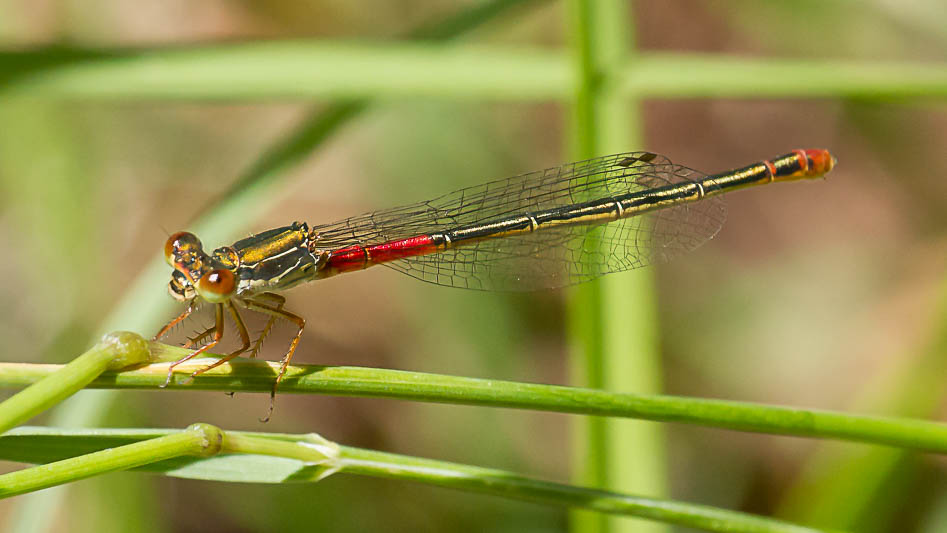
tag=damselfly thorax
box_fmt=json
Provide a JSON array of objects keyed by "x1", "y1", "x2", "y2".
[{"x1": 157, "y1": 149, "x2": 836, "y2": 420}]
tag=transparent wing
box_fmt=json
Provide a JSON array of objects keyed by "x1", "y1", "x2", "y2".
[{"x1": 309, "y1": 152, "x2": 727, "y2": 291}]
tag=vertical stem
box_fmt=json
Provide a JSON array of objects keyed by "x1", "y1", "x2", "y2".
[{"x1": 566, "y1": 2, "x2": 667, "y2": 533}]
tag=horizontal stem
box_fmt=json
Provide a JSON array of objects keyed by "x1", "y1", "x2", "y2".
[
  {"x1": 3, "y1": 42, "x2": 568, "y2": 100},
  {"x1": 3, "y1": 350, "x2": 947, "y2": 454},
  {"x1": 4, "y1": 44, "x2": 945, "y2": 100},
  {"x1": 629, "y1": 52, "x2": 947, "y2": 98},
  {"x1": 0, "y1": 426, "x2": 836, "y2": 533},
  {"x1": 338, "y1": 446, "x2": 831, "y2": 533},
  {"x1": 0, "y1": 424, "x2": 222, "y2": 498}
]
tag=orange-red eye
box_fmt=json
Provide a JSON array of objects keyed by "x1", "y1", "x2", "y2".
[
  {"x1": 164, "y1": 232, "x2": 202, "y2": 266},
  {"x1": 196, "y1": 269, "x2": 236, "y2": 302}
]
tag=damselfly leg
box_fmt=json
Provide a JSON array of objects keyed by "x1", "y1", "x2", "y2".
[
  {"x1": 155, "y1": 291, "x2": 300, "y2": 411},
  {"x1": 247, "y1": 293, "x2": 287, "y2": 359},
  {"x1": 241, "y1": 297, "x2": 306, "y2": 422},
  {"x1": 180, "y1": 300, "x2": 252, "y2": 381},
  {"x1": 160, "y1": 303, "x2": 225, "y2": 387},
  {"x1": 184, "y1": 324, "x2": 216, "y2": 349},
  {"x1": 153, "y1": 300, "x2": 197, "y2": 342},
  {"x1": 157, "y1": 301, "x2": 252, "y2": 387}
]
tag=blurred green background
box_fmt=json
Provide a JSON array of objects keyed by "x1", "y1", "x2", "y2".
[{"x1": 0, "y1": 1, "x2": 945, "y2": 532}]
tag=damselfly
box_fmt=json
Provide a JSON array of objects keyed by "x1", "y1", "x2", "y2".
[{"x1": 157, "y1": 149, "x2": 835, "y2": 419}]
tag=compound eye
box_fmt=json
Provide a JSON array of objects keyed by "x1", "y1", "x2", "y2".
[
  {"x1": 196, "y1": 269, "x2": 236, "y2": 302},
  {"x1": 164, "y1": 232, "x2": 203, "y2": 266}
]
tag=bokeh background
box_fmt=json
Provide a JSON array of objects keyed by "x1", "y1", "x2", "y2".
[{"x1": 1, "y1": 1, "x2": 946, "y2": 532}]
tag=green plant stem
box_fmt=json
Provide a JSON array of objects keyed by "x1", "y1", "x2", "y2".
[
  {"x1": 627, "y1": 53, "x2": 947, "y2": 98},
  {"x1": 4, "y1": 341, "x2": 947, "y2": 454},
  {"x1": 5, "y1": 43, "x2": 947, "y2": 100},
  {"x1": 0, "y1": 424, "x2": 222, "y2": 498},
  {"x1": 566, "y1": 1, "x2": 664, "y2": 532},
  {"x1": 567, "y1": 1, "x2": 612, "y2": 528},
  {"x1": 0, "y1": 426, "x2": 839, "y2": 533},
  {"x1": 0, "y1": 332, "x2": 150, "y2": 434},
  {"x1": 338, "y1": 446, "x2": 831, "y2": 533}
]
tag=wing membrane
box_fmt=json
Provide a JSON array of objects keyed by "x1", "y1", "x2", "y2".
[{"x1": 309, "y1": 152, "x2": 726, "y2": 291}]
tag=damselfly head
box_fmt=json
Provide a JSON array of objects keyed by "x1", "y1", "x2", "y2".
[
  {"x1": 164, "y1": 231, "x2": 239, "y2": 303},
  {"x1": 168, "y1": 270, "x2": 195, "y2": 302}
]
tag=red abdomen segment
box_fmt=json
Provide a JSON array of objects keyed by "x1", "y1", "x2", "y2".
[{"x1": 324, "y1": 235, "x2": 439, "y2": 274}]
